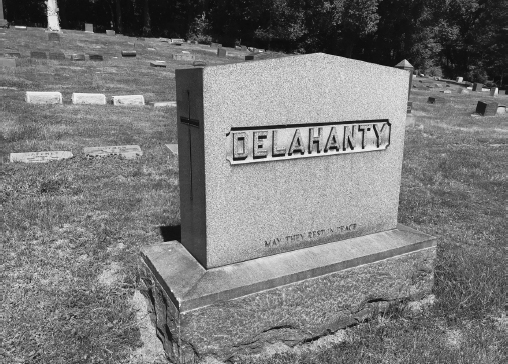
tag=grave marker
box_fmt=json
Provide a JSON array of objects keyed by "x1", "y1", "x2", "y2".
[
  {"x1": 121, "y1": 50, "x2": 136, "y2": 57},
  {"x1": 48, "y1": 32, "x2": 60, "y2": 42},
  {"x1": 497, "y1": 105, "x2": 506, "y2": 114},
  {"x1": 490, "y1": 87, "x2": 498, "y2": 96},
  {"x1": 85, "y1": 23, "x2": 94, "y2": 33},
  {"x1": 173, "y1": 53, "x2": 195, "y2": 61},
  {"x1": 150, "y1": 60, "x2": 167, "y2": 67},
  {"x1": 106, "y1": 30, "x2": 116, "y2": 36},
  {"x1": 456, "y1": 77, "x2": 463, "y2": 82},
  {"x1": 49, "y1": 51, "x2": 65, "y2": 60},
  {"x1": 26, "y1": 91, "x2": 62, "y2": 104},
  {"x1": 10, "y1": 151, "x2": 73, "y2": 163},
  {"x1": 241, "y1": 45, "x2": 247, "y2": 51},
  {"x1": 440, "y1": 90, "x2": 451, "y2": 94},
  {"x1": 89, "y1": 54, "x2": 104, "y2": 61},
  {"x1": 112, "y1": 95, "x2": 145, "y2": 106},
  {"x1": 15, "y1": 26, "x2": 27, "y2": 30},
  {"x1": 83, "y1": 145, "x2": 142, "y2": 159},
  {"x1": 458, "y1": 88, "x2": 469, "y2": 94},
  {"x1": 472, "y1": 82, "x2": 483, "y2": 91},
  {"x1": 245, "y1": 55, "x2": 254, "y2": 61},
  {"x1": 165, "y1": 144, "x2": 178, "y2": 155},
  {"x1": 475, "y1": 101, "x2": 498, "y2": 116},
  {"x1": 71, "y1": 93, "x2": 106, "y2": 105},
  {"x1": 210, "y1": 42, "x2": 222, "y2": 48},
  {"x1": 139, "y1": 53, "x2": 436, "y2": 362},
  {"x1": 30, "y1": 51, "x2": 47, "y2": 59},
  {"x1": 71, "y1": 54, "x2": 85, "y2": 61},
  {"x1": 149, "y1": 101, "x2": 176, "y2": 107},
  {"x1": 428, "y1": 96, "x2": 446, "y2": 104},
  {"x1": 0, "y1": 57, "x2": 16, "y2": 68},
  {"x1": 4, "y1": 52, "x2": 21, "y2": 58},
  {"x1": 193, "y1": 60, "x2": 206, "y2": 67},
  {"x1": 217, "y1": 48, "x2": 226, "y2": 58}
]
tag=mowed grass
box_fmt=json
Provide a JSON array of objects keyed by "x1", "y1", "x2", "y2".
[{"x1": 2, "y1": 28, "x2": 507, "y2": 364}]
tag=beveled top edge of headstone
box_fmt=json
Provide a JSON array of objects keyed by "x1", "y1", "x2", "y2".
[{"x1": 141, "y1": 224, "x2": 436, "y2": 313}]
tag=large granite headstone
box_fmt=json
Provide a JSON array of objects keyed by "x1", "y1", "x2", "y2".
[
  {"x1": 139, "y1": 53, "x2": 437, "y2": 362},
  {"x1": 475, "y1": 101, "x2": 498, "y2": 116}
]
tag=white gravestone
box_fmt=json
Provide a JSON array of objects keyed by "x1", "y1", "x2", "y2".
[
  {"x1": 112, "y1": 95, "x2": 145, "y2": 106},
  {"x1": 26, "y1": 91, "x2": 63, "y2": 104},
  {"x1": 71, "y1": 93, "x2": 106, "y2": 105},
  {"x1": 46, "y1": 0, "x2": 61, "y2": 32},
  {"x1": 83, "y1": 145, "x2": 143, "y2": 159},
  {"x1": 10, "y1": 151, "x2": 72, "y2": 163},
  {"x1": 490, "y1": 88, "x2": 498, "y2": 96}
]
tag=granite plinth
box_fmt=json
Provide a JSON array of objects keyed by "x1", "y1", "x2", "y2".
[
  {"x1": 175, "y1": 53, "x2": 409, "y2": 268},
  {"x1": 15, "y1": 26, "x2": 27, "y2": 30},
  {"x1": 193, "y1": 60, "x2": 206, "y2": 67},
  {"x1": 475, "y1": 101, "x2": 498, "y2": 116},
  {"x1": 139, "y1": 224, "x2": 436, "y2": 362},
  {"x1": 458, "y1": 88, "x2": 469, "y2": 94}
]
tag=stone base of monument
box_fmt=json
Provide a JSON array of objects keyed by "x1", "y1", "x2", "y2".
[{"x1": 139, "y1": 224, "x2": 436, "y2": 363}]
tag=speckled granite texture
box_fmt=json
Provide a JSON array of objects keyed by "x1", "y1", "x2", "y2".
[
  {"x1": 139, "y1": 225, "x2": 436, "y2": 363},
  {"x1": 175, "y1": 53, "x2": 409, "y2": 268}
]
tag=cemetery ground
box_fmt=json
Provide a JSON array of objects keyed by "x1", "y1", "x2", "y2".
[{"x1": 1, "y1": 28, "x2": 506, "y2": 364}]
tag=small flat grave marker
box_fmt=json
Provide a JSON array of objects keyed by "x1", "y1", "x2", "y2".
[
  {"x1": 172, "y1": 38, "x2": 185, "y2": 43},
  {"x1": 26, "y1": 91, "x2": 63, "y2": 104},
  {"x1": 84, "y1": 145, "x2": 142, "y2": 159},
  {"x1": 147, "y1": 47, "x2": 156, "y2": 51},
  {"x1": 149, "y1": 101, "x2": 176, "y2": 108},
  {"x1": 30, "y1": 51, "x2": 47, "y2": 59},
  {"x1": 427, "y1": 96, "x2": 446, "y2": 104},
  {"x1": 150, "y1": 60, "x2": 167, "y2": 68},
  {"x1": 165, "y1": 144, "x2": 178, "y2": 155},
  {"x1": 458, "y1": 88, "x2": 469, "y2": 94},
  {"x1": 217, "y1": 48, "x2": 227, "y2": 58},
  {"x1": 10, "y1": 151, "x2": 73, "y2": 163},
  {"x1": 440, "y1": 90, "x2": 452, "y2": 94},
  {"x1": 121, "y1": 50, "x2": 136, "y2": 57},
  {"x1": 72, "y1": 93, "x2": 106, "y2": 105},
  {"x1": 193, "y1": 60, "x2": 206, "y2": 67},
  {"x1": 112, "y1": 95, "x2": 145, "y2": 106},
  {"x1": 4, "y1": 52, "x2": 21, "y2": 58},
  {"x1": 106, "y1": 30, "x2": 116, "y2": 36},
  {"x1": 89, "y1": 54, "x2": 104, "y2": 61},
  {"x1": 49, "y1": 52, "x2": 65, "y2": 60},
  {"x1": 0, "y1": 57, "x2": 16, "y2": 68},
  {"x1": 497, "y1": 105, "x2": 506, "y2": 114},
  {"x1": 173, "y1": 53, "x2": 195, "y2": 61},
  {"x1": 475, "y1": 101, "x2": 498, "y2": 116},
  {"x1": 48, "y1": 32, "x2": 60, "y2": 42},
  {"x1": 71, "y1": 54, "x2": 85, "y2": 61},
  {"x1": 15, "y1": 26, "x2": 27, "y2": 30}
]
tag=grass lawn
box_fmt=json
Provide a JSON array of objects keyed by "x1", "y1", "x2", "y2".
[{"x1": 1, "y1": 28, "x2": 507, "y2": 364}]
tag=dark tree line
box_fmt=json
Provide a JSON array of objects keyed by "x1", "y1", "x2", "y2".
[{"x1": 3, "y1": 0, "x2": 507, "y2": 85}]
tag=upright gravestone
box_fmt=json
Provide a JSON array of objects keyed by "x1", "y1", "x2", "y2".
[
  {"x1": 217, "y1": 48, "x2": 227, "y2": 58},
  {"x1": 106, "y1": 30, "x2": 116, "y2": 36},
  {"x1": 85, "y1": 23, "x2": 94, "y2": 33},
  {"x1": 472, "y1": 82, "x2": 483, "y2": 92},
  {"x1": 475, "y1": 101, "x2": 498, "y2": 116},
  {"x1": 46, "y1": 0, "x2": 61, "y2": 32},
  {"x1": 490, "y1": 87, "x2": 498, "y2": 96},
  {"x1": 139, "y1": 53, "x2": 437, "y2": 362},
  {"x1": 456, "y1": 77, "x2": 463, "y2": 83}
]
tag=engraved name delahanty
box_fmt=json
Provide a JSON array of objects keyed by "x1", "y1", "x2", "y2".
[
  {"x1": 264, "y1": 224, "x2": 358, "y2": 247},
  {"x1": 227, "y1": 120, "x2": 390, "y2": 165}
]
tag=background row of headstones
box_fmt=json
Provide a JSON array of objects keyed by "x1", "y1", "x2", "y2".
[{"x1": 24, "y1": 92, "x2": 176, "y2": 107}]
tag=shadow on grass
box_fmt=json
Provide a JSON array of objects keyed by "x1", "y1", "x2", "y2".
[{"x1": 160, "y1": 225, "x2": 181, "y2": 242}]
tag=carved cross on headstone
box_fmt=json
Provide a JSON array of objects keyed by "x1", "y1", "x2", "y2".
[{"x1": 180, "y1": 90, "x2": 199, "y2": 200}]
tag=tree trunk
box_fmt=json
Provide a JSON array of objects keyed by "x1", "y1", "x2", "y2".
[
  {"x1": 116, "y1": 0, "x2": 122, "y2": 33},
  {"x1": 143, "y1": 0, "x2": 150, "y2": 35}
]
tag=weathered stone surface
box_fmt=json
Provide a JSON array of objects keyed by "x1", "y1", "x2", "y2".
[
  {"x1": 106, "y1": 30, "x2": 116, "y2": 36},
  {"x1": 83, "y1": 145, "x2": 143, "y2": 159},
  {"x1": 475, "y1": 101, "x2": 498, "y2": 116},
  {"x1": 71, "y1": 93, "x2": 106, "y2": 105},
  {"x1": 26, "y1": 91, "x2": 62, "y2": 104},
  {"x1": 121, "y1": 50, "x2": 136, "y2": 57},
  {"x1": 173, "y1": 54, "x2": 195, "y2": 61},
  {"x1": 30, "y1": 51, "x2": 47, "y2": 59},
  {"x1": 150, "y1": 61, "x2": 167, "y2": 67},
  {"x1": 10, "y1": 151, "x2": 73, "y2": 163},
  {"x1": 175, "y1": 53, "x2": 410, "y2": 268},
  {"x1": 428, "y1": 96, "x2": 446, "y2": 104},
  {"x1": 0, "y1": 57, "x2": 16, "y2": 68},
  {"x1": 85, "y1": 23, "x2": 94, "y2": 33},
  {"x1": 165, "y1": 144, "x2": 178, "y2": 155},
  {"x1": 71, "y1": 53, "x2": 85, "y2": 61},
  {"x1": 139, "y1": 225, "x2": 436, "y2": 362},
  {"x1": 112, "y1": 95, "x2": 145, "y2": 106},
  {"x1": 149, "y1": 101, "x2": 176, "y2": 107}
]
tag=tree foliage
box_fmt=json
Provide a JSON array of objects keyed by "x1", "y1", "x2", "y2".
[{"x1": 3, "y1": 0, "x2": 507, "y2": 85}]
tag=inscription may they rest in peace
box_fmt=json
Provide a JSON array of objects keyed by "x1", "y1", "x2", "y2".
[
  {"x1": 264, "y1": 223, "x2": 358, "y2": 248},
  {"x1": 226, "y1": 120, "x2": 391, "y2": 165}
]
